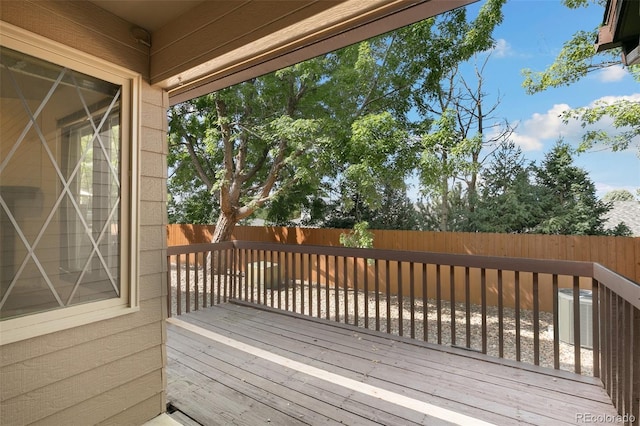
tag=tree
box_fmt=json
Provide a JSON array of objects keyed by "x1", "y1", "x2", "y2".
[
  {"x1": 469, "y1": 142, "x2": 544, "y2": 233},
  {"x1": 417, "y1": 59, "x2": 512, "y2": 231},
  {"x1": 416, "y1": 182, "x2": 470, "y2": 231},
  {"x1": 169, "y1": 62, "x2": 330, "y2": 241},
  {"x1": 602, "y1": 189, "x2": 637, "y2": 202},
  {"x1": 533, "y1": 140, "x2": 610, "y2": 235},
  {"x1": 168, "y1": 0, "x2": 507, "y2": 241},
  {"x1": 323, "y1": 182, "x2": 420, "y2": 230},
  {"x1": 522, "y1": 0, "x2": 640, "y2": 154}
]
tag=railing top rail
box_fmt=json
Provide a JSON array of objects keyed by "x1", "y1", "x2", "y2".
[
  {"x1": 593, "y1": 263, "x2": 640, "y2": 310},
  {"x1": 167, "y1": 241, "x2": 234, "y2": 256},
  {"x1": 231, "y1": 240, "x2": 594, "y2": 277},
  {"x1": 166, "y1": 240, "x2": 640, "y2": 309}
]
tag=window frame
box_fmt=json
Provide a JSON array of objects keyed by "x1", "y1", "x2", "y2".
[{"x1": 0, "y1": 22, "x2": 140, "y2": 345}]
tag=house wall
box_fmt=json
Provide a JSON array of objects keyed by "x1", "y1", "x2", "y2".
[{"x1": 1, "y1": 1, "x2": 167, "y2": 425}]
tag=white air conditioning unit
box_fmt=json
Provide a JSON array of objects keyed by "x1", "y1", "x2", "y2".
[{"x1": 558, "y1": 289, "x2": 593, "y2": 349}]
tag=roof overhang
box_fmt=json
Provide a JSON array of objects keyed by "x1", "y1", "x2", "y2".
[
  {"x1": 92, "y1": 0, "x2": 476, "y2": 105},
  {"x1": 596, "y1": 0, "x2": 640, "y2": 66}
]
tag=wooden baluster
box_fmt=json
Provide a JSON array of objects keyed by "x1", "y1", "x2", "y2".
[
  {"x1": 327, "y1": 254, "x2": 332, "y2": 321},
  {"x1": 343, "y1": 256, "x2": 349, "y2": 324},
  {"x1": 375, "y1": 259, "x2": 380, "y2": 332},
  {"x1": 481, "y1": 268, "x2": 487, "y2": 354},
  {"x1": 497, "y1": 269, "x2": 503, "y2": 358},
  {"x1": 409, "y1": 262, "x2": 415, "y2": 340},
  {"x1": 572, "y1": 275, "x2": 581, "y2": 374},
  {"x1": 316, "y1": 254, "x2": 321, "y2": 318},
  {"x1": 176, "y1": 255, "x2": 182, "y2": 315},
  {"x1": 451, "y1": 265, "x2": 456, "y2": 347},
  {"x1": 194, "y1": 251, "x2": 199, "y2": 311},
  {"x1": 333, "y1": 256, "x2": 340, "y2": 322},
  {"x1": 167, "y1": 254, "x2": 172, "y2": 317},
  {"x1": 552, "y1": 274, "x2": 559, "y2": 369},
  {"x1": 398, "y1": 261, "x2": 403, "y2": 337},
  {"x1": 353, "y1": 256, "x2": 359, "y2": 327},
  {"x1": 465, "y1": 267, "x2": 470, "y2": 349},
  {"x1": 515, "y1": 271, "x2": 520, "y2": 361},
  {"x1": 592, "y1": 278, "x2": 599, "y2": 378},
  {"x1": 533, "y1": 272, "x2": 540, "y2": 366},
  {"x1": 363, "y1": 258, "x2": 369, "y2": 329},
  {"x1": 208, "y1": 251, "x2": 216, "y2": 306},
  {"x1": 436, "y1": 264, "x2": 442, "y2": 345},
  {"x1": 292, "y1": 252, "x2": 297, "y2": 313},
  {"x1": 386, "y1": 260, "x2": 391, "y2": 334},
  {"x1": 185, "y1": 253, "x2": 191, "y2": 313},
  {"x1": 423, "y1": 263, "x2": 428, "y2": 343}
]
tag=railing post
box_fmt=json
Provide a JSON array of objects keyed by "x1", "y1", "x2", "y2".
[
  {"x1": 166, "y1": 254, "x2": 172, "y2": 318},
  {"x1": 632, "y1": 306, "x2": 639, "y2": 426},
  {"x1": 573, "y1": 276, "x2": 581, "y2": 374},
  {"x1": 592, "y1": 279, "x2": 600, "y2": 378}
]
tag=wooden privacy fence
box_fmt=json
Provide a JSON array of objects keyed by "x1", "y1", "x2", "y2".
[
  {"x1": 166, "y1": 241, "x2": 640, "y2": 424},
  {"x1": 167, "y1": 224, "x2": 640, "y2": 312}
]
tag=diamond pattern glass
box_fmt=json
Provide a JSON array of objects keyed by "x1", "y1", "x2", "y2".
[{"x1": 0, "y1": 47, "x2": 122, "y2": 319}]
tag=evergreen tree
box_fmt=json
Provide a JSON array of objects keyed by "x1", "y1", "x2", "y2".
[
  {"x1": 533, "y1": 140, "x2": 610, "y2": 235},
  {"x1": 470, "y1": 142, "x2": 543, "y2": 233}
]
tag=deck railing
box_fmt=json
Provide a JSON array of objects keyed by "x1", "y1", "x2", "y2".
[{"x1": 167, "y1": 241, "x2": 640, "y2": 425}]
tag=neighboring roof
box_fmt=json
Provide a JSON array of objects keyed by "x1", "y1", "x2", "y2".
[
  {"x1": 596, "y1": 0, "x2": 640, "y2": 65},
  {"x1": 604, "y1": 201, "x2": 640, "y2": 236}
]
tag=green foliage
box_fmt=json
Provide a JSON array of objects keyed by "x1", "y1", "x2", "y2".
[
  {"x1": 167, "y1": 0, "x2": 507, "y2": 237},
  {"x1": 521, "y1": 0, "x2": 640, "y2": 155},
  {"x1": 602, "y1": 189, "x2": 637, "y2": 202},
  {"x1": 469, "y1": 142, "x2": 544, "y2": 233},
  {"x1": 416, "y1": 182, "x2": 470, "y2": 231},
  {"x1": 167, "y1": 187, "x2": 218, "y2": 225},
  {"x1": 533, "y1": 140, "x2": 611, "y2": 235},
  {"x1": 521, "y1": 29, "x2": 614, "y2": 94},
  {"x1": 339, "y1": 221, "x2": 374, "y2": 249},
  {"x1": 562, "y1": 99, "x2": 640, "y2": 154},
  {"x1": 323, "y1": 182, "x2": 420, "y2": 231}
]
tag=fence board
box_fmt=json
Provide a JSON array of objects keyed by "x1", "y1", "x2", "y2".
[{"x1": 167, "y1": 225, "x2": 639, "y2": 286}]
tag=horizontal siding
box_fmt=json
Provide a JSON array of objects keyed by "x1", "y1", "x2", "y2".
[
  {"x1": 98, "y1": 393, "x2": 165, "y2": 426},
  {"x1": 0, "y1": 297, "x2": 163, "y2": 368},
  {"x1": 2, "y1": 346, "x2": 162, "y2": 424},
  {"x1": 0, "y1": 0, "x2": 148, "y2": 76},
  {"x1": 33, "y1": 371, "x2": 163, "y2": 426},
  {"x1": 1, "y1": 322, "x2": 162, "y2": 401},
  {"x1": 0, "y1": 2, "x2": 168, "y2": 421}
]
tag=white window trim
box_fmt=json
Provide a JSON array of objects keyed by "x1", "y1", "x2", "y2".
[{"x1": 0, "y1": 22, "x2": 140, "y2": 345}]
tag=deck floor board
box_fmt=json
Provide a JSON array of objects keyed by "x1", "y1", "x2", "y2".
[{"x1": 167, "y1": 303, "x2": 618, "y2": 425}]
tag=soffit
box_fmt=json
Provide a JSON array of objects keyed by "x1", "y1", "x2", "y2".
[
  {"x1": 89, "y1": 1, "x2": 205, "y2": 32},
  {"x1": 596, "y1": 0, "x2": 640, "y2": 65},
  {"x1": 90, "y1": 0, "x2": 477, "y2": 104}
]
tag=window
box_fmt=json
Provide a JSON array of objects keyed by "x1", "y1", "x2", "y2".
[{"x1": 0, "y1": 25, "x2": 139, "y2": 344}]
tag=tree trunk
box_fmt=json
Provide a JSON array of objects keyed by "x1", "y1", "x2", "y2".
[
  {"x1": 207, "y1": 213, "x2": 237, "y2": 276},
  {"x1": 212, "y1": 213, "x2": 236, "y2": 243}
]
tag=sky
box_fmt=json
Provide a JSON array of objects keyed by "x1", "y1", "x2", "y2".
[{"x1": 442, "y1": 0, "x2": 640, "y2": 200}]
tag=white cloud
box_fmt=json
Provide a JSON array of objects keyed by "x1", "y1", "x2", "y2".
[
  {"x1": 506, "y1": 94, "x2": 640, "y2": 153},
  {"x1": 490, "y1": 38, "x2": 512, "y2": 58},
  {"x1": 597, "y1": 65, "x2": 628, "y2": 83},
  {"x1": 509, "y1": 130, "x2": 544, "y2": 151},
  {"x1": 508, "y1": 103, "x2": 574, "y2": 151},
  {"x1": 587, "y1": 92, "x2": 640, "y2": 107}
]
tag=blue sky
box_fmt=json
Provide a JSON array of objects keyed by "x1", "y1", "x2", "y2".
[{"x1": 458, "y1": 0, "x2": 640, "y2": 199}]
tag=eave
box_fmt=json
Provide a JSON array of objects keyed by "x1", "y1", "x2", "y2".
[
  {"x1": 147, "y1": 0, "x2": 476, "y2": 105},
  {"x1": 596, "y1": 0, "x2": 640, "y2": 66}
]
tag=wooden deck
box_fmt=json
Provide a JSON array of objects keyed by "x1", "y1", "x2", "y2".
[{"x1": 166, "y1": 302, "x2": 619, "y2": 426}]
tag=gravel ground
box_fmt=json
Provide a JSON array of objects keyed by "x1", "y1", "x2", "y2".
[{"x1": 169, "y1": 267, "x2": 593, "y2": 376}]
